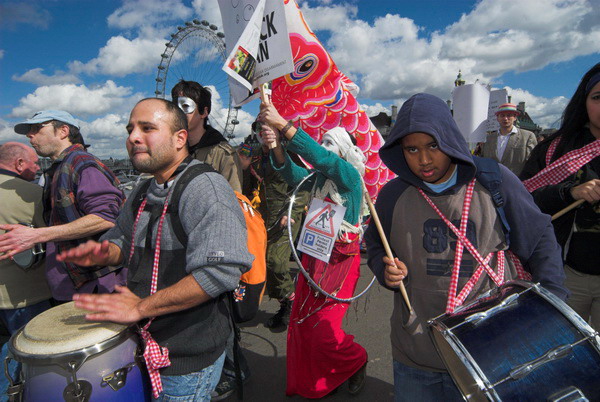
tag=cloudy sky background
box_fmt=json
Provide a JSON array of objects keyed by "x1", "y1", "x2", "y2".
[{"x1": 1, "y1": 0, "x2": 599, "y2": 158}]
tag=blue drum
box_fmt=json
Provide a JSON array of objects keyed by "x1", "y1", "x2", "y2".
[
  {"x1": 6, "y1": 302, "x2": 151, "y2": 401},
  {"x1": 429, "y1": 280, "x2": 600, "y2": 401}
]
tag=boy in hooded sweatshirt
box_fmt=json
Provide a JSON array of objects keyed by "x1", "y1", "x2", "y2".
[{"x1": 364, "y1": 93, "x2": 567, "y2": 401}]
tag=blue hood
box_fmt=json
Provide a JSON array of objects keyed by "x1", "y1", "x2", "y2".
[{"x1": 380, "y1": 93, "x2": 476, "y2": 190}]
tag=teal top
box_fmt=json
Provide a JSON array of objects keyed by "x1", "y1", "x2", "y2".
[{"x1": 272, "y1": 128, "x2": 362, "y2": 225}]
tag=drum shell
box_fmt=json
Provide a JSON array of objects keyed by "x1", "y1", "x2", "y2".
[
  {"x1": 12, "y1": 244, "x2": 44, "y2": 271},
  {"x1": 9, "y1": 328, "x2": 150, "y2": 402},
  {"x1": 429, "y1": 281, "x2": 600, "y2": 401}
]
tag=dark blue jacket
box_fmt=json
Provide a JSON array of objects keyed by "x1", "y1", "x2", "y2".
[{"x1": 366, "y1": 93, "x2": 568, "y2": 300}]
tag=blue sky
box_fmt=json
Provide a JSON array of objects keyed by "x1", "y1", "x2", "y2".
[{"x1": 1, "y1": 0, "x2": 599, "y2": 158}]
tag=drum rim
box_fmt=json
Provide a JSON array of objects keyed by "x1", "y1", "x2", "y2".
[
  {"x1": 8, "y1": 325, "x2": 136, "y2": 369},
  {"x1": 428, "y1": 280, "x2": 600, "y2": 400}
]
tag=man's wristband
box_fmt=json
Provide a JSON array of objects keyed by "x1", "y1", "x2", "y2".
[{"x1": 280, "y1": 121, "x2": 294, "y2": 137}]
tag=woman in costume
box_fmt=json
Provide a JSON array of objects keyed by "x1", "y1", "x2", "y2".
[
  {"x1": 259, "y1": 102, "x2": 368, "y2": 398},
  {"x1": 520, "y1": 63, "x2": 600, "y2": 330}
]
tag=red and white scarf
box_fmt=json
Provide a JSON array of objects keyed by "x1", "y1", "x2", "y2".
[
  {"x1": 419, "y1": 180, "x2": 531, "y2": 313},
  {"x1": 523, "y1": 136, "x2": 600, "y2": 193},
  {"x1": 129, "y1": 192, "x2": 173, "y2": 398}
]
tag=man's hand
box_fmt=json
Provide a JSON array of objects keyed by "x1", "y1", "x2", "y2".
[
  {"x1": 259, "y1": 103, "x2": 287, "y2": 130},
  {"x1": 261, "y1": 125, "x2": 280, "y2": 148},
  {"x1": 0, "y1": 224, "x2": 38, "y2": 260},
  {"x1": 279, "y1": 216, "x2": 295, "y2": 228},
  {"x1": 57, "y1": 240, "x2": 116, "y2": 267},
  {"x1": 383, "y1": 256, "x2": 408, "y2": 288},
  {"x1": 73, "y1": 285, "x2": 143, "y2": 324},
  {"x1": 570, "y1": 179, "x2": 600, "y2": 204}
]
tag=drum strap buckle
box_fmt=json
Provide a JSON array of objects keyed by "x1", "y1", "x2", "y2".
[{"x1": 4, "y1": 357, "x2": 23, "y2": 402}]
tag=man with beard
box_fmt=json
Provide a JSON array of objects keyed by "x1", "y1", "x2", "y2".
[
  {"x1": 0, "y1": 111, "x2": 124, "y2": 302},
  {"x1": 59, "y1": 98, "x2": 253, "y2": 400}
]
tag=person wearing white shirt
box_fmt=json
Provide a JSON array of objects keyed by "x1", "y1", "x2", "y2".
[{"x1": 481, "y1": 103, "x2": 537, "y2": 175}]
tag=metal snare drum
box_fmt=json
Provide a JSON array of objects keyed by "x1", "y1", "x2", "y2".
[
  {"x1": 428, "y1": 280, "x2": 600, "y2": 401},
  {"x1": 7, "y1": 302, "x2": 150, "y2": 401}
]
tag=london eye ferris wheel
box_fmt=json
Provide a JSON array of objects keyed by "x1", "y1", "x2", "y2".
[{"x1": 155, "y1": 19, "x2": 239, "y2": 141}]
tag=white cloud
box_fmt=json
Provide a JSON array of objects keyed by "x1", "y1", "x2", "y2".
[
  {"x1": 12, "y1": 68, "x2": 82, "y2": 86},
  {"x1": 501, "y1": 87, "x2": 569, "y2": 129},
  {"x1": 191, "y1": 0, "x2": 223, "y2": 28},
  {"x1": 10, "y1": 81, "x2": 141, "y2": 118},
  {"x1": 361, "y1": 102, "x2": 390, "y2": 118},
  {"x1": 80, "y1": 114, "x2": 131, "y2": 159},
  {"x1": 304, "y1": 0, "x2": 599, "y2": 104},
  {"x1": 107, "y1": 0, "x2": 192, "y2": 30},
  {"x1": 0, "y1": 50, "x2": 4, "y2": 59},
  {"x1": 300, "y1": 3, "x2": 358, "y2": 30},
  {"x1": 69, "y1": 36, "x2": 167, "y2": 77},
  {"x1": 0, "y1": 119, "x2": 28, "y2": 144},
  {"x1": 438, "y1": 0, "x2": 598, "y2": 75}
]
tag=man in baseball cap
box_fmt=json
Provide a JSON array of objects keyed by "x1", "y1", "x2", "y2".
[
  {"x1": 0, "y1": 110, "x2": 125, "y2": 302},
  {"x1": 480, "y1": 102, "x2": 537, "y2": 175}
]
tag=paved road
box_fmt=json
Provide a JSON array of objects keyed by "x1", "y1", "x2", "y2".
[{"x1": 235, "y1": 255, "x2": 396, "y2": 401}]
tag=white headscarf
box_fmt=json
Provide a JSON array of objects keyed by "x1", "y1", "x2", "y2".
[{"x1": 321, "y1": 127, "x2": 366, "y2": 176}]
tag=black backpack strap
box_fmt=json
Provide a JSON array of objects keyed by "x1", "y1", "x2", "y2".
[
  {"x1": 130, "y1": 178, "x2": 153, "y2": 217},
  {"x1": 473, "y1": 157, "x2": 511, "y2": 247},
  {"x1": 167, "y1": 163, "x2": 216, "y2": 245}
]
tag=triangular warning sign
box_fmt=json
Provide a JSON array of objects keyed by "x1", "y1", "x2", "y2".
[{"x1": 305, "y1": 204, "x2": 336, "y2": 237}]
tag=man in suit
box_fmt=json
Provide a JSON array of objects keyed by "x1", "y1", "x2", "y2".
[{"x1": 481, "y1": 103, "x2": 537, "y2": 175}]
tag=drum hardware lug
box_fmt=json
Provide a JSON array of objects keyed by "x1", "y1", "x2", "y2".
[
  {"x1": 63, "y1": 361, "x2": 92, "y2": 402},
  {"x1": 493, "y1": 338, "x2": 587, "y2": 387},
  {"x1": 548, "y1": 386, "x2": 589, "y2": 402},
  {"x1": 462, "y1": 292, "x2": 520, "y2": 326},
  {"x1": 101, "y1": 363, "x2": 135, "y2": 391},
  {"x1": 63, "y1": 380, "x2": 92, "y2": 402}
]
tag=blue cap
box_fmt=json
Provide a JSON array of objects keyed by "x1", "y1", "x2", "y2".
[{"x1": 14, "y1": 110, "x2": 80, "y2": 135}]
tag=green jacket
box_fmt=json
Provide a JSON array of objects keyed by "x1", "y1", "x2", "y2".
[{"x1": 243, "y1": 146, "x2": 308, "y2": 230}]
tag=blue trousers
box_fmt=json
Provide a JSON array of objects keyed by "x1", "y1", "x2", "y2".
[
  {"x1": 153, "y1": 351, "x2": 225, "y2": 402},
  {"x1": 393, "y1": 360, "x2": 463, "y2": 402}
]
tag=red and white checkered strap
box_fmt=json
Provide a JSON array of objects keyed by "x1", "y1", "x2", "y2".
[
  {"x1": 545, "y1": 136, "x2": 560, "y2": 166},
  {"x1": 418, "y1": 180, "x2": 505, "y2": 313},
  {"x1": 524, "y1": 138, "x2": 600, "y2": 193},
  {"x1": 129, "y1": 193, "x2": 173, "y2": 398}
]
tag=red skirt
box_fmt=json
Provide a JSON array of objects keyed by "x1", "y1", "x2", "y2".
[{"x1": 286, "y1": 239, "x2": 367, "y2": 398}]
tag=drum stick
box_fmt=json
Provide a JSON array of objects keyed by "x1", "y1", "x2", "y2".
[
  {"x1": 551, "y1": 199, "x2": 585, "y2": 221},
  {"x1": 364, "y1": 190, "x2": 413, "y2": 312},
  {"x1": 259, "y1": 83, "x2": 277, "y2": 150}
]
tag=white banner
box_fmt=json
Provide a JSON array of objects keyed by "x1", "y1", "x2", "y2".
[
  {"x1": 218, "y1": 0, "x2": 293, "y2": 106},
  {"x1": 452, "y1": 84, "x2": 490, "y2": 143},
  {"x1": 485, "y1": 89, "x2": 509, "y2": 133}
]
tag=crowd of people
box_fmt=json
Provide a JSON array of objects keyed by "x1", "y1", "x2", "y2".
[{"x1": 0, "y1": 62, "x2": 598, "y2": 401}]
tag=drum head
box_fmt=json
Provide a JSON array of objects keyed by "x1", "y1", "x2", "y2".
[{"x1": 13, "y1": 302, "x2": 127, "y2": 356}]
